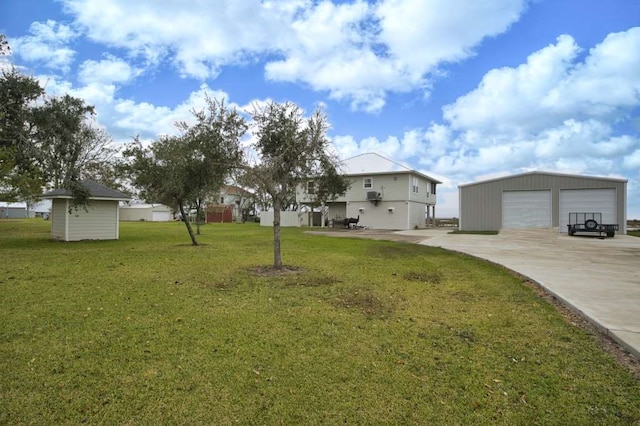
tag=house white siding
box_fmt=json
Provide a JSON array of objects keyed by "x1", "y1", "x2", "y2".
[
  {"x1": 296, "y1": 153, "x2": 440, "y2": 230},
  {"x1": 409, "y1": 201, "x2": 426, "y2": 229},
  {"x1": 260, "y1": 211, "x2": 307, "y2": 227}
]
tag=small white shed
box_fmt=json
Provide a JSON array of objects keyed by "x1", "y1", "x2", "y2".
[{"x1": 42, "y1": 180, "x2": 130, "y2": 241}]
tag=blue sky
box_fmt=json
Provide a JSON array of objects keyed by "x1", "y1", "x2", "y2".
[{"x1": 2, "y1": 0, "x2": 639, "y2": 218}]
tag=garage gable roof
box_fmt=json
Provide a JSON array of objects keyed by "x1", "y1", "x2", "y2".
[
  {"x1": 458, "y1": 171, "x2": 628, "y2": 188},
  {"x1": 43, "y1": 180, "x2": 130, "y2": 201}
]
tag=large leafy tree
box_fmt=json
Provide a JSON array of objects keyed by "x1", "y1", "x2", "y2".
[
  {"x1": 0, "y1": 68, "x2": 44, "y2": 201},
  {"x1": 123, "y1": 98, "x2": 246, "y2": 245},
  {"x1": 1, "y1": 65, "x2": 119, "y2": 205},
  {"x1": 244, "y1": 101, "x2": 348, "y2": 269}
]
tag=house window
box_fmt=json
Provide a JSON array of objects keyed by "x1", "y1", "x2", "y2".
[
  {"x1": 307, "y1": 181, "x2": 315, "y2": 195},
  {"x1": 431, "y1": 183, "x2": 436, "y2": 195},
  {"x1": 363, "y1": 177, "x2": 373, "y2": 189},
  {"x1": 220, "y1": 197, "x2": 225, "y2": 204},
  {"x1": 412, "y1": 177, "x2": 419, "y2": 194}
]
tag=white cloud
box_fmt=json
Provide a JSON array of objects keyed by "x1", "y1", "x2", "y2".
[
  {"x1": 60, "y1": 0, "x2": 528, "y2": 112},
  {"x1": 12, "y1": 20, "x2": 77, "y2": 72},
  {"x1": 335, "y1": 27, "x2": 640, "y2": 217},
  {"x1": 375, "y1": 0, "x2": 527, "y2": 71},
  {"x1": 61, "y1": 0, "x2": 298, "y2": 78},
  {"x1": 623, "y1": 150, "x2": 640, "y2": 169},
  {"x1": 78, "y1": 55, "x2": 141, "y2": 85},
  {"x1": 444, "y1": 28, "x2": 640, "y2": 134}
]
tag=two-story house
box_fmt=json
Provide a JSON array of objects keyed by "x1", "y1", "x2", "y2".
[{"x1": 297, "y1": 152, "x2": 441, "y2": 230}]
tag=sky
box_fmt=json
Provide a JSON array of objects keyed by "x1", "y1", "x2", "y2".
[{"x1": 1, "y1": 0, "x2": 639, "y2": 218}]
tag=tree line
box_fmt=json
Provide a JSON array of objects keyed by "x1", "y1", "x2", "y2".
[{"x1": 0, "y1": 64, "x2": 348, "y2": 269}]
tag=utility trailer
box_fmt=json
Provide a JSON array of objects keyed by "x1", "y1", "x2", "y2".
[{"x1": 567, "y1": 212, "x2": 619, "y2": 238}]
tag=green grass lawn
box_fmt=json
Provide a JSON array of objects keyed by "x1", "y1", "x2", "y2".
[{"x1": 1, "y1": 219, "x2": 639, "y2": 424}]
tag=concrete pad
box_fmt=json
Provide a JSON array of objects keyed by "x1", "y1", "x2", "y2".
[{"x1": 398, "y1": 228, "x2": 640, "y2": 358}]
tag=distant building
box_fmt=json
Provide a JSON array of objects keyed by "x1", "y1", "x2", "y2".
[
  {"x1": 120, "y1": 203, "x2": 173, "y2": 222},
  {"x1": 0, "y1": 202, "x2": 27, "y2": 219},
  {"x1": 458, "y1": 171, "x2": 627, "y2": 234},
  {"x1": 42, "y1": 180, "x2": 131, "y2": 241},
  {"x1": 296, "y1": 152, "x2": 441, "y2": 230}
]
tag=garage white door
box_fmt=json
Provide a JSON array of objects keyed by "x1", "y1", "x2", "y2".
[
  {"x1": 152, "y1": 211, "x2": 172, "y2": 222},
  {"x1": 559, "y1": 189, "x2": 616, "y2": 233},
  {"x1": 502, "y1": 190, "x2": 552, "y2": 228}
]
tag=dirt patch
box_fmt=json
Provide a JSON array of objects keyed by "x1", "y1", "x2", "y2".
[
  {"x1": 248, "y1": 265, "x2": 304, "y2": 276},
  {"x1": 333, "y1": 289, "x2": 394, "y2": 317},
  {"x1": 403, "y1": 271, "x2": 442, "y2": 285}
]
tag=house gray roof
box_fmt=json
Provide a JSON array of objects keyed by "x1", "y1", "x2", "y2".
[
  {"x1": 343, "y1": 152, "x2": 442, "y2": 184},
  {"x1": 42, "y1": 180, "x2": 130, "y2": 200}
]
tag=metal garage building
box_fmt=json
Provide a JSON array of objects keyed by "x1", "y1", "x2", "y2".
[{"x1": 458, "y1": 172, "x2": 627, "y2": 234}]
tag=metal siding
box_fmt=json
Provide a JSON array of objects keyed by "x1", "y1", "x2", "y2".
[
  {"x1": 459, "y1": 182, "x2": 503, "y2": 231},
  {"x1": 460, "y1": 173, "x2": 627, "y2": 232}
]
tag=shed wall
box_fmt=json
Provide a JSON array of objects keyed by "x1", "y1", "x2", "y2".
[
  {"x1": 67, "y1": 201, "x2": 119, "y2": 241},
  {"x1": 459, "y1": 174, "x2": 626, "y2": 232},
  {"x1": 51, "y1": 199, "x2": 68, "y2": 240}
]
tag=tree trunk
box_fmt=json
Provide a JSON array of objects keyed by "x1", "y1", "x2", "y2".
[
  {"x1": 179, "y1": 202, "x2": 199, "y2": 246},
  {"x1": 273, "y1": 200, "x2": 282, "y2": 269},
  {"x1": 196, "y1": 205, "x2": 201, "y2": 235}
]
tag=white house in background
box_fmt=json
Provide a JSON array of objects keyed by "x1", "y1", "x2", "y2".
[
  {"x1": 42, "y1": 180, "x2": 130, "y2": 241},
  {"x1": 297, "y1": 152, "x2": 441, "y2": 230},
  {"x1": 0, "y1": 202, "x2": 27, "y2": 219},
  {"x1": 208, "y1": 184, "x2": 255, "y2": 223},
  {"x1": 119, "y1": 203, "x2": 173, "y2": 222}
]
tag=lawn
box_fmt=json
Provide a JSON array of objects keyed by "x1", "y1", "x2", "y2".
[{"x1": 1, "y1": 219, "x2": 639, "y2": 424}]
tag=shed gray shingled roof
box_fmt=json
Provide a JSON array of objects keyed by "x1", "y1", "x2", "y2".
[{"x1": 42, "y1": 180, "x2": 130, "y2": 200}]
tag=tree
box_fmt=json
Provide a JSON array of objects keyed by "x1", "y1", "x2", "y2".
[
  {"x1": 0, "y1": 68, "x2": 44, "y2": 201},
  {"x1": 245, "y1": 101, "x2": 348, "y2": 269},
  {"x1": 1, "y1": 66, "x2": 118, "y2": 207},
  {"x1": 123, "y1": 98, "x2": 246, "y2": 245},
  {"x1": 32, "y1": 95, "x2": 96, "y2": 188}
]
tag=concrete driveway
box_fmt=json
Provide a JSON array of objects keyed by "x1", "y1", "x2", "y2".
[{"x1": 397, "y1": 228, "x2": 640, "y2": 358}]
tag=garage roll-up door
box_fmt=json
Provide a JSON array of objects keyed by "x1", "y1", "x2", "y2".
[
  {"x1": 152, "y1": 211, "x2": 172, "y2": 222},
  {"x1": 559, "y1": 189, "x2": 616, "y2": 232},
  {"x1": 502, "y1": 190, "x2": 552, "y2": 228}
]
